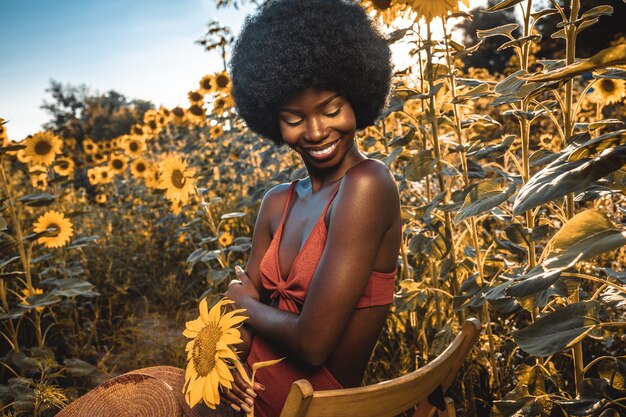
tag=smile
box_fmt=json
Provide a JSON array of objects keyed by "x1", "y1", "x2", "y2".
[{"x1": 304, "y1": 140, "x2": 339, "y2": 159}]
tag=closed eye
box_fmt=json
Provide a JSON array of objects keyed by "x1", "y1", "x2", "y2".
[{"x1": 325, "y1": 107, "x2": 342, "y2": 118}]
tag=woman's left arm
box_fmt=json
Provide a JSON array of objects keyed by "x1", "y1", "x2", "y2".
[{"x1": 226, "y1": 161, "x2": 399, "y2": 367}]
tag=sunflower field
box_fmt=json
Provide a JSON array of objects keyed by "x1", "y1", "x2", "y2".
[{"x1": 1, "y1": 0, "x2": 626, "y2": 415}]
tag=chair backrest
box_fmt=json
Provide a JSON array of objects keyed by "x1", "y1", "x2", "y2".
[{"x1": 278, "y1": 318, "x2": 481, "y2": 417}]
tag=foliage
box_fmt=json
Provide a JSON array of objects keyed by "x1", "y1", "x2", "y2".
[{"x1": 1, "y1": 0, "x2": 626, "y2": 416}]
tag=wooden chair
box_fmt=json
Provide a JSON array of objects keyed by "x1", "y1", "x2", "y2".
[{"x1": 278, "y1": 318, "x2": 481, "y2": 417}]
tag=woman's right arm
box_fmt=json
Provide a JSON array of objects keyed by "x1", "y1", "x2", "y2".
[{"x1": 221, "y1": 184, "x2": 289, "y2": 412}]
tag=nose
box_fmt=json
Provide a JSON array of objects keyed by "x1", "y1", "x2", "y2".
[{"x1": 304, "y1": 116, "x2": 328, "y2": 143}]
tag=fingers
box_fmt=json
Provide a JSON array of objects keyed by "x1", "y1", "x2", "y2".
[{"x1": 220, "y1": 363, "x2": 261, "y2": 413}]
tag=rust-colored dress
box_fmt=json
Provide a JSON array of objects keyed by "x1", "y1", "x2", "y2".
[{"x1": 247, "y1": 180, "x2": 396, "y2": 417}]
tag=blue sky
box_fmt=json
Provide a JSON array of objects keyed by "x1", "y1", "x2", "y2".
[{"x1": 0, "y1": 0, "x2": 255, "y2": 140}]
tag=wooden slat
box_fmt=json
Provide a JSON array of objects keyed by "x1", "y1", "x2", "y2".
[{"x1": 279, "y1": 318, "x2": 481, "y2": 417}]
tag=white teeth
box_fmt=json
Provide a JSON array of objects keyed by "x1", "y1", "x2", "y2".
[{"x1": 308, "y1": 142, "x2": 337, "y2": 157}]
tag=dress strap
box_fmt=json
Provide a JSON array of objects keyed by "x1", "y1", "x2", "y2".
[
  {"x1": 320, "y1": 181, "x2": 342, "y2": 220},
  {"x1": 278, "y1": 180, "x2": 300, "y2": 231}
]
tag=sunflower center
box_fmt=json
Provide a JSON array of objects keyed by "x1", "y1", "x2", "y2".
[
  {"x1": 35, "y1": 140, "x2": 52, "y2": 155},
  {"x1": 129, "y1": 142, "x2": 139, "y2": 152},
  {"x1": 216, "y1": 75, "x2": 229, "y2": 88},
  {"x1": 136, "y1": 162, "x2": 146, "y2": 172},
  {"x1": 113, "y1": 159, "x2": 124, "y2": 170},
  {"x1": 172, "y1": 170, "x2": 186, "y2": 188},
  {"x1": 372, "y1": 0, "x2": 391, "y2": 9},
  {"x1": 192, "y1": 323, "x2": 221, "y2": 376},
  {"x1": 601, "y1": 79, "x2": 616, "y2": 93},
  {"x1": 48, "y1": 223, "x2": 60, "y2": 234},
  {"x1": 190, "y1": 105, "x2": 204, "y2": 116}
]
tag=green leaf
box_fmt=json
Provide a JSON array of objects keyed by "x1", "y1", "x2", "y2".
[
  {"x1": 18, "y1": 292, "x2": 61, "y2": 310},
  {"x1": 580, "y1": 5, "x2": 613, "y2": 21},
  {"x1": 527, "y1": 44, "x2": 626, "y2": 82},
  {"x1": 17, "y1": 193, "x2": 56, "y2": 207},
  {"x1": 477, "y1": 23, "x2": 519, "y2": 39},
  {"x1": 568, "y1": 129, "x2": 626, "y2": 161},
  {"x1": 542, "y1": 210, "x2": 626, "y2": 269},
  {"x1": 220, "y1": 212, "x2": 246, "y2": 220},
  {"x1": 455, "y1": 181, "x2": 516, "y2": 223},
  {"x1": 514, "y1": 301, "x2": 600, "y2": 356},
  {"x1": 393, "y1": 280, "x2": 429, "y2": 312},
  {"x1": 44, "y1": 278, "x2": 99, "y2": 298},
  {"x1": 0, "y1": 144, "x2": 25, "y2": 154},
  {"x1": 513, "y1": 145, "x2": 626, "y2": 215},
  {"x1": 486, "y1": 0, "x2": 524, "y2": 13},
  {"x1": 381, "y1": 146, "x2": 404, "y2": 166},
  {"x1": 63, "y1": 358, "x2": 96, "y2": 376},
  {"x1": 388, "y1": 127, "x2": 414, "y2": 147},
  {"x1": 404, "y1": 150, "x2": 436, "y2": 181}
]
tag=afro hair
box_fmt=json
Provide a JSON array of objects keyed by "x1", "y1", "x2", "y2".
[{"x1": 229, "y1": 0, "x2": 393, "y2": 145}]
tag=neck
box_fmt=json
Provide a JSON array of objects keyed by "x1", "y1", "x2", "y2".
[{"x1": 303, "y1": 146, "x2": 365, "y2": 193}]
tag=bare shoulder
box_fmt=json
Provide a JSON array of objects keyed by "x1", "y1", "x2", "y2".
[
  {"x1": 262, "y1": 182, "x2": 292, "y2": 207},
  {"x1": 257, "y1": 182, "x2": 293, "y2": 232},
  {"x1": 341, "y1": 159, "x2": 398, "y2": 198}
]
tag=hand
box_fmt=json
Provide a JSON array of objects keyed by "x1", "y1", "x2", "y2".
[
  {"x1": 220, "y1": 360, "x2": 264, "y2": 414},
  {"x1": 225, "y1": 266, "x2": 260, "y2": 307}
]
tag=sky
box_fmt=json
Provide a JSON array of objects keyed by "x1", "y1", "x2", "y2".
[
  {"x1": 0, "y1": 0, "x2": 256, "y2": 140},
  {"x1": 0, "y1": 0, "x2": 484, "y2": 141}
]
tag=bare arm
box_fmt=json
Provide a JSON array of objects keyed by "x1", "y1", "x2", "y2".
[{"x1": 227, "y1": 161, "x2": 399, "y2": 367}]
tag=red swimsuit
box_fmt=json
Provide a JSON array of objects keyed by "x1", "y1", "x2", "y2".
[{"x1": 246, "y1": 179, "x2": 396, "y2": 417}]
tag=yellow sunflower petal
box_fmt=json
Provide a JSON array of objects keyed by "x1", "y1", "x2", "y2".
[{"x1": 199, "y1": 297, "x2": 210, "y2": 323}]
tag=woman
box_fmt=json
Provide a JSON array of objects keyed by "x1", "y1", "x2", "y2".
[{"x1": 222, "y1": 0, "x2": 401, "y2": 416}]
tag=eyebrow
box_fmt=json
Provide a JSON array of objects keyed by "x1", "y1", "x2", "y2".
[{"x1": 279, "y1": 94, "x2": 341, "y2": 114}]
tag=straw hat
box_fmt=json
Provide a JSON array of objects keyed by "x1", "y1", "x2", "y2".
[{"x1": 57, "y1": 366, "x2": 241, "y2": 417}]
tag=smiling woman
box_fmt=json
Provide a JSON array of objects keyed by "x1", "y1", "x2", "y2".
[{"x1": 218, "y1": 1, "x2": 401, "y2": 416}]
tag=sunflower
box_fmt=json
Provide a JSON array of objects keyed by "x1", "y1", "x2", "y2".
[
  {"x1": 188, "y1": 90, "x2": 205, "y2": 104},
  {"x1": 82, "y1": 138, "x2": 98, "y2": 155},
  {"x1": 130, "y1": 157, "x2": 149, "y2": 178},
  {"x1": 0, "y1": 119, "x2": 8, "y2": 147},
  {"x1": 199, "y1": 74, "x2": 216, "y2": 95},
  {"x1": 33, "y1": 210, "x2": 74, "y2": 248},
  {"x1": 53, "y1": 156, "x2": 75, "y2": 177},
  {"x1": 96, "y1": 166, "x2": 113, "y2": 184},
  {"x1": 214, "y1": 71, "x2": 231, "y2": 93},
  {"x1": 210, "y1": 125, "x2": 224, "y2": 139},
  {"x1": 92, "y1": 152, "x2": 108, "y2": 164},
  {"x1": 159, "y1": 106, "x2": 173, "y2": 123},
  {"x1": 95, "y1": 194, "x2": 107, "y2": 204},
  {"x1": 87, "y1": 167, "x2": 99, "y2": 185},
  {"x1": 31, "y1": 173, "x2": 48, "y2": 190},
  {"x1": 158, "y1": 156, "x2": 197, "y2": 204},
  {"x1": 20, "y1": 287, "x2": 44, "y2": 312},
  {"x1": 187, "y1": 103, "x2": 207, "y2": 125},
  {"x1": 109, "y1": 153, "x2": 128, "y2": 174},
  {"x1": 172, "y1": 106, "x2": 186, "y2": 122},
  {"x1": 23, "y1": 132, "x2": 63, "y2": 166},
  {"x1": 400, "y1": 0, "x2": 469, "y2": 22},
  {"x1": 362, "y1": 0, "x2": 411, "y2": 25},
  {"x1": 131, "y1": 124, "x2": 145, "y2": 136},
  {"x1": 592, "y1": 78, "x2": 626, "y2": 105},
  {"x1": 16, "y1": 148, "x2": 31, "y2": 163},
  {"x1": 101, "y1": 141, "x2": 113, "y2": 152},
  {"x1": 170, "y1": 199, "x2": 185, "y2": 215},
  {"x1": 183, "y1": 298, "x2": 246, "y2": 409},
  {"x1": 144, "y1": 166, "x2": 161, "y2": 189},
  {"x1": 122, "y1": 135, "x2": 146, "y2": 157},
  {"x1": 212, "y1": 94, "x2": 235, "y2": 116},
  {"x1": 218, "y1": 232, "x2": 233, "y2": 247}
]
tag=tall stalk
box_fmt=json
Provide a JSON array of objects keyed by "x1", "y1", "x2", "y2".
[
  {"x1": 424, "y1": 21, "x2": 461, "y2": 314},
  {"x1": 563, "y1": 0, "x2": 585, "y2": 396},
  {"x1": 441, "y1": 19, "x2": 500, "y2": 390}
]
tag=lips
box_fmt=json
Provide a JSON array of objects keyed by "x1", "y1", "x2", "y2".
[{"x1": 303, "y1": 139, "x2": 340, "y2": 160}]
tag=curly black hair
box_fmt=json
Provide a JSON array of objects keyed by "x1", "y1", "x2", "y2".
[{"x1": 229, "y1": 0, "x2": 393, "y2": 145}]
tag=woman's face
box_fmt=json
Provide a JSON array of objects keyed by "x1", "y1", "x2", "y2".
[{"x1": 278, "y1": 88, "x2": 357, "y2": 168}]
